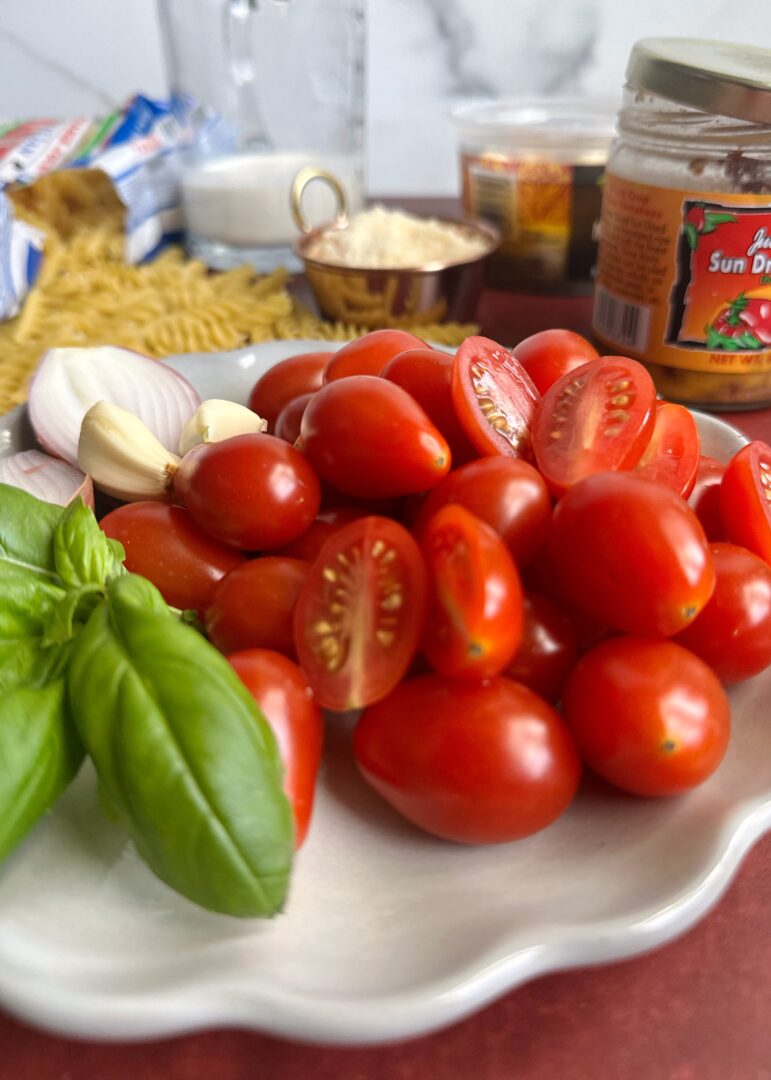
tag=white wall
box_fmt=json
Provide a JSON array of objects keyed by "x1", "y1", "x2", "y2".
[{"x1": 0, "y1": 0, "x2": 769, "y2": 195}]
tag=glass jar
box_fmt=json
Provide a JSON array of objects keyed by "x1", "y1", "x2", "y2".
[{"x1": 593, "y1": 38, "x2": 771, "y2": 410}]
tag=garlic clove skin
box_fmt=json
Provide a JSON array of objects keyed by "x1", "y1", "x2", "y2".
[
  {"x1": 178, "y1": 399, "x2": 267, "y2": 456},
  {"x1": 78, "y1": 401, "x2": 181, "y2": 502}
]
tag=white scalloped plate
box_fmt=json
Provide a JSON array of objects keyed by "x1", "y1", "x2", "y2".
[{"x1": 0, "y1": 341, "x2": 768, "y2": 1046}]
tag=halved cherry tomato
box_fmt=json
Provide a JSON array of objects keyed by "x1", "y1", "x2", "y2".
[
  {"x1": 293, "y1": 516, "x2": 427, "y2": 710},
  {"x1": 412, "y1": 456, "x2": 551, "y2": 567},
  {"x1": 248, "y1": 351, "x2": 331, "y2": 429},
  {"x1": 511, "y1": 329, "x2": 599, "y2": 396},
  {"x1": 324, "y1": 329, "x2": 426, "y2": 382},
  {"x1": 174, "y1": 433, "x2": 321, "y2": 551},
  {"x1": 563, "y1": 637, "x2": 730, "y2": 797},
  {"x1": 274, "y1": 392, "x2": 315, "y2": 445},
  {"x1": 548, "y1": 471, "x2": 715, "y2": 636},
  {"x1": 674, "y1": 542, "x2": 771, "y2": 683},
  {"x1": 381, "y1": 347, "x2": 476, "y2": 464},
  {"x1": 275, "y1": 506, "x2": 368, "y2": 561},
  {"x1": 354, "y1": 674, "x2": 581, "y2": 844},
  {"x1": 99, "y1": 502, "x2": 244, "y2": 615},
  {"x1": 300, "y1": 376, "x2": 451, "y2": 498},
  {"x1": 532, "y1": 356, "x2": 656, "y2": 496},
  {"x1": 720, "y1": 440, "x2": 771, "y2": 565},
  {"x1": 229, "y1": 649, "x2": 323, "y2": 847},
  {"x1": 451, "y1": 336, "x2": 540, "y2": 459},
  {"x1": 505, "y1": 592, "x2": 578, "y2": 703},
  {"x1": 688, "y1": 455, "x2": 727, "y2": 541},
  {"x1": 420, "y1": 504, "x2": 523, "y2": 679},
  {"x1": 634, "y1": 401, "x2": 700, "y2": 497},
  {"x1": 205, "y1": 557, "x2": 310, "y2": 656}
]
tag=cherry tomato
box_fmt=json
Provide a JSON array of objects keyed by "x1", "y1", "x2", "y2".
[
  {"x1": 275, "y1": 506, "x2": 368, "y2": 561},
  {"x1": 563, "y1": 637, "x2": 730, "y2": 797},
  {"x1": 720, "y1": 440, "x2": 771, "y2": 565},
  {"x1": 420, "y1": 504, "x2": 523, "y2": 679},
  {"x1": 354, "y1": 674, "x2": 581, "y2": 844},
  {"x1": 229, "y1": 649, "x2": 323, "y2": 847},
  {"x1": 324, "y1": 329, "x2": 426, "y2": 382},
  {"x1": 412, "y1": 456, "x2": 551, "y2": 567},
  {"x1": 688, "y1": 455, "x2": 727, "y2": 541},
  {"x1": 634, "y1": 401, "x2": 700, "y2": 497},
  {"x1": 100, "y1": 502, "x2": 244, "y2": 615},
  {"x1": 511, "y1": 329, "x2": 599, "y2": 396},
  {"x1": 293, "y1": 516, "x2": 427, "y2": 711},
  {"x1": 523, "y1": 543, "x2": 611, "y2": 654},
  {"x1": 505, "y1": 592, "x2": 578, "y2": 703},
  {"x1": 451, "y1": 336, "x2": 540, "y2": 459},
  {"x1": 380, "y1": 347, "x2": 476, "y2": 464},
  {"x1": 548, "y1": 472, "x2": 715, "y2": 636},
  {"x1": 248, "y1": 351, "x2": 331, "y2": 430},
  {"x1": 174, "y1": 433, "x2": 321, "y2": 551},
  {"x1": 300, "y1": 376, "x2": 451, "y2": 498},
  {"x1": 532, "y1": 356, "x2": 657, "y2": 496},
  {"x1": 674, "y1": 542, "x2": 771, "y2": 683},
  {"x1": 274, "y1": 392, "x2": 315, "y2": 445},
  {"x1": 205, "y1": 557, "x2": 310, "y2": 656}
]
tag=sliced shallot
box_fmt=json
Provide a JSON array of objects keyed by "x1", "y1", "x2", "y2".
[{"x1": 0, "y1": 450, "x2": 94, "y2": 507}]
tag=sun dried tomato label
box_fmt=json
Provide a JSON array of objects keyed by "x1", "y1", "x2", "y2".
[{"x1": 593, "y1": 174, "x2": 771, "y2": 375}]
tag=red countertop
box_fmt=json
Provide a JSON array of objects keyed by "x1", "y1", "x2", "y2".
[{"x1": 1, "y1": 224, "x2": 770, "y2": 1080}]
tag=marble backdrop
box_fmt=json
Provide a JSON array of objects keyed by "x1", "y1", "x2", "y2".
[{"x1": 0, "y1": 0, "x2": 769, "y2": 195}]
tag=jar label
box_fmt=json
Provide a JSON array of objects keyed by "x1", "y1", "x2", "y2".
[
  {"x1": 593, "y1": 174, "x2": 771, "y2": 375},
  {"x1": 460, "y1": 153, "x2": 602, "y2": 288}
]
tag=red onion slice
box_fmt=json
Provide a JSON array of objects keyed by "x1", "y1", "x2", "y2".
[
  {"x1": 29, "y1": 346, "x2": 201, "y2": 464},
  {"x1": 0, "y1": 450, "x2": 94, "y2": 508}
]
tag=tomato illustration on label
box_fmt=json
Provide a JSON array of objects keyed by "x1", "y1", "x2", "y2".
[{"x1": 668, "y1": 200, "x2": 771, "y2": 352}]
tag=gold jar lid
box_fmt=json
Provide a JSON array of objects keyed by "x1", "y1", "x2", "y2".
[{"x1": 626, "y1": 38, "x2": 771, "y2": 125}]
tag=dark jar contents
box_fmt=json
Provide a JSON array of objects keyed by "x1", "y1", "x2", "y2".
[{"x1": 593, "y1": 39, "x2": 771, "y2": 410}]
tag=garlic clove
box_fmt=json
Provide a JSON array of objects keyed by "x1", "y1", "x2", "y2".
[
  {"x1": 178, "y1": 399, "x2": 267, "y2": 456},
  {"x1": 78, "y1": 401, "x2": 180, "y2": 502}
]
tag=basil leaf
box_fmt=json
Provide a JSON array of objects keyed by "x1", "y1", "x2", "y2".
[
  {"x1": 0, "y1": 637, "x2": 72, "y2": 693},
  {"x1": 0, "y1": 560, "x2": 67, "y2": 640},
  {"x1": 69, "y1": 575, "x2": 294, "y2": 918},
  {"x1": 53, "y1": 498, "x2": 125, "y2": 589},
  {"x1": 41, "y1": 584, "x2": 104, "y2": 648},
  {"x1": 0, "y1": 483, "x2": 63, "y2": 575},
  {"x1": 0, "y1": 677, "x2": 84, "y2": 862}
]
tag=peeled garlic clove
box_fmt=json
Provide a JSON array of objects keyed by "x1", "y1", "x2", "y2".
[
  {"x1": 178, "y1": 399, "x2": 267, "y2": 456},
  {"x1": 78, "y1": 401, "x2": 181, "y2": 502}
]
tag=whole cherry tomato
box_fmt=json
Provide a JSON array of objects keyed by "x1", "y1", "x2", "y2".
[
  {"x1": 354, "y1": 674, "x2": 581, "y2": 843},
  {"x1": 412, "y1": 456, "x2": 551, "y2": 567},
  {"x1": 300, "y1": 376, "x2": 451, "y2": 498},
  {"x1": 451, "y1": 336, "x2": 540, "y2": 459},
  {"x1": 229, "y1": 649, "x2": 323, "y2": 847},
  {"x1": 275, "y1": 506, "x2": 368, "y2": 561},
  {"x1": 420, "y1": 504, "x2": 523, "y2": 679},
  {"x1": 205, "y1": 557, "x2": 310, "y2": 656},
  {"x1": 511, "y1": 329, "x2": 599, "y2": 396},
  {"x1": 688, "y1": 455, "x2": 727, "y2": 541},
  {"x1": 505, "y1": 592, "x2": 578, "y2": 703},
  {"x1": 293, "y1": 516, "x2": 427, "y2": 711},
  {"x1": 720, "y1": 440, "x2": 771, "y2": 565},
  {"x1": 324, "y1": 329, "x2": 426, "y2": 382},
  {"x1": 523, "y1": 543, "x2": 611, "y2": 654},
  {"x1": 100, "y1": 502, "x2": 244, "y2": 615},
  {"x1": 548, "y1": 471, "x2": 714, "y2": 637},
  {"x1": 563, "y1": 637, "x2": 730, "y2": 796},
  {"x1": 174, "y1": 433, "x2": 321, "y2": 551},
  {"x1": 674, "y1": 542, "x2": 771, "y2": 683},
  {"x1": 248, "y1": 351, "x2": 331, "y2": 430},
  {"x1": 532, "y1": 356, "x2": 657, "y2": 496},
  {"x1": 274, "y1": 392, "x2": 315, "y2": 445},
  {"x1": 380, "y1": 347, "x2": 476, "y2": 464},
  {"x1": 634, "y1": 401, "x2": 700, "y2": 498}
]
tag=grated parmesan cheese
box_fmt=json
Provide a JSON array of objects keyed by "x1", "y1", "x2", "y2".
[{"x1": 306, "y1": 205, "x2": 490, "y2": 269}]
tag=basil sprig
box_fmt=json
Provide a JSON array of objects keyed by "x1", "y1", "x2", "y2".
[{"x1": 0, "y1": 483, "x2": 293, "y2": 917}]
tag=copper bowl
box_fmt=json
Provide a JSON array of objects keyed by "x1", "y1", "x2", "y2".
[{"x1": 291, "y1": 168, "x2": 500, "y2": 328}]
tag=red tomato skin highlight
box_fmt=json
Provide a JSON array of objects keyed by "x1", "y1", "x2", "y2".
[
  {"x1": 563, "y1": 637, "x2": 730, "y2": 797},
  {"x1": 688, "y1": 456, "x2": 727, "y2": 542},
  {"x1": 248, "y1": 352, "x2": 330, "y2": 430},
  {"x1": 324, "y1": 329, "x2": 426, "y2": 382},
  {"x1": 511, "y1": 329, "x2": 599, "y2": 396},
  {"x1": 354, "y1": 674, "x2": 581, "y2": 844}
]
